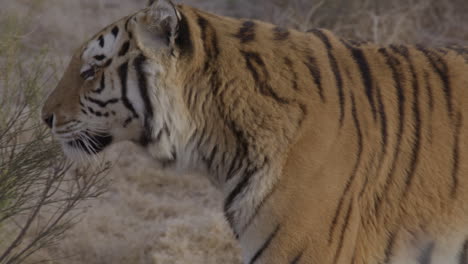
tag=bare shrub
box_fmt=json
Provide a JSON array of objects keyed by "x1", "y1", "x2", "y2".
[
  {"x1": 185, "y1": 0, "x2": 467, "y2": 45},
  {"x1": 0, "y1": 13, "x2": 109, "y2": 264}
]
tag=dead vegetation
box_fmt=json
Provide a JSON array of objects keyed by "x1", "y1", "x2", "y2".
[{"x1": 0, "y1": 11, "x2": 109, "y2": 264}]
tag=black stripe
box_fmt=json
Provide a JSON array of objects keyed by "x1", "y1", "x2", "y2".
[
  {"x1": 197, "y1": 15, "x2": 220, "y2": 72},
  {"x1": 223, "y1": 119, "x2": 255, "y2": 235},
  {"x1": 383, "y1": 231, "x2": 397, "y2": 263},
  {"x1": 284, "y1": 57, "x2": 299, "y2": 91},
  {"x1": 224, "y1": 166, "x2": 258, "y2": 237},
  {"x1": 226, "y1": 151, "x2": 244, "y2": 181},
  {"x1": 329, "y1": 50, "x2": 345, "y2": 126},
  {"x1": 87, "y1": 106, "x2": 96, "y2": 115},
  {"x1": 197, "y1": 15, "x2": 209, "y2": 52},
  {"x1": 451, "y1": 112, "x2": 462, "y2": 197},
  {"x1": 103, "y1": 59, "x2": 113, "y2": 68},
  {"x1": 423, "y1": 71, "x2": 434, "y2": 143},
  {"x1": 423, "y1": 71, "x2": 435, "y2": 113},
  {"x1": 332, "y1": 201, "x2": 353, "y2": 264},
  {"x1": 124, "y1": 17, "x2": 132, "y2": 32},
  {"x1": 273, "y1": 26, "x2": 290, "y2": 41},
  {"x1": 376, "y1": 48, "x2": 406, "y2": 216},
  {"x1": 235, "y1": 21, "x2": 256, "y2": 43},
  {"x1": 87, "y1": 107, "x2": 95, "y2": 115},
  {"x1": 249, "y1": 225, "x2": 280, "y2": 264},
  {"x1": 392, "y1": 46, "x2": 422, "y2": 199},
  {"x1": 329, "y1": 92, "x2": 362, "y2": 243},
  {"x1": 239, "y1": 181, "x2": 278, "y2": 236},
  {"x1": 94, "y1": 55, "x2": 106, "y2": 61},
  {"x1": 291, "y1": 250, "x2": 304, "y2": 264},
  {"x1": 118, "y1": 62, "x2": 139, "y2": 118},
  {"x1": 418, "y1": 242, "x2": 435, "y2": 264},
  {"x1": 422, "y1": 70, "x2": 435, "y2": 114},
  {"x1": 390, "y1": 44, "x2": 408, "y2": 57},
  {"x1": 84, "y1": 96, "x2": 119, "y2": 108},
  {"x1": 204, "y1": 145, "x2": 218, "y2": 169},
  {"x1": 155, "y1": 127, "x2": 164, "y2": 141},
  {"x1": 118, "y1": 41, "x2": 130, "y2": 57},
  {"x1": 309, "y1": 29, "x2": 332, "y2": 49},
  {"x1": 134, "y1": 54, "x2": 155, "y2": 146},
  {"x1": 98, "y1": 35, "x2": 104, "y2": 47},
  {"x1": 311, "y1": 30, "x2": 345, "y2": 126},
  {"x1": 123, "y1": 117, "x2": 133, "y2": 127},
  {"x1": 175, "y1": 13, "x2": 193, "y2": 56},
  {"x1": 298, "y1": 103, "x2": 308, "y2": 128},
  {"x1": 160, "y1": 145, "x2": 177, "y2": 168},
  {"x1": 209, "y1": 68, "x2": 224, "y2": 97},
  {"x1": 195, "y1": 127, "x2": 210, "y2": 152},
  {"x1": 304, "y1": 55, "x2": 324, "y2": 101},
  {"x1": 192, "y1": 77, "x2": 203, "y2": 109},
  {"x1": 163, "y1": 125, "x2": 171, "y2": 139},
  {"x1": 186, "y1": 80, "x2": 196, "y2": 109},
  {"x1": 93, "y1": 74, "x2": 106, "y2": 94},
  {"x1": 111, "y1": 26, "x2": 119, "y2": 38},
  {"x1": 348, "y1": 47, "x2": 377, "y2": 121},
  {"x1": 458, "y1": 239, "x2": 468, "y2": 264},
  {"x1": 417, "y1": 46, "x2": 453, "y2": 117},
  {"x1": 80, "y1": 68, "x2": 95, "y2": 80},
  {"x1": 242, "y1": 51, "x2": 289, "y2": 104},
  {"x1": 359, "y1": 85, "x2": 387, "y2": 199},
  {"x1": 133, "y1": 55, "x2": 154, "y2": 118}
]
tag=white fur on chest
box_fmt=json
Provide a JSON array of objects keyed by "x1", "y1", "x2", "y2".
[{"x1": 389, "y1": 233, "x2": 465, "y2": 264}]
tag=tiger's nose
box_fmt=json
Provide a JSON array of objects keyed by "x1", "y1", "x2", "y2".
[{"x1": 43, "y1": 114, "x2": 54, "y2": 129}]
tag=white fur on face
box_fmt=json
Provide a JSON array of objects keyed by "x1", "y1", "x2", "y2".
[
  {"x1": 81, "y1": 26, "x2": 122, "y2": 76},
  {"x1": 58, "y1": 19, "x2": 147, "y2": 159}
]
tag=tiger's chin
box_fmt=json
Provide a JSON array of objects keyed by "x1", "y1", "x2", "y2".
[{"x1": 62, "y1": 132, "x2": 113, "y2": 161}]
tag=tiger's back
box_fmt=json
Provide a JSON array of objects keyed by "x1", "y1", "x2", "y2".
[
  {"x1": 249, "y1": 37, "x2": 468, "y2": 264},
  {"x1": 261, "y1": 41, "x2": 468, "y2": 264},
  {"x1": 184, "y1": 7, "x2": 468, "y2": 262},
  {"x1": 41, "y1": 1, "x2": 468, "y2": 263}
]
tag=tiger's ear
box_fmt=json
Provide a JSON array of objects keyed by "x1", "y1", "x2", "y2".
[{"x1": 135, "y1": 0, "x2": 180, "y2": 51}]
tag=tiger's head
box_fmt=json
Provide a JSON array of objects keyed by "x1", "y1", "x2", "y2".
[{"x1": 42, "y1": 0, "x2": 192, "y2": 163}]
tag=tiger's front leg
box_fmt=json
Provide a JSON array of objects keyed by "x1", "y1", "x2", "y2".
[
  {"x1": 239, "y1": 172, "x2": 361, "y2": 264},
  {"x1": 235, "y1": 124, "x2": 363, "y2": 264}
]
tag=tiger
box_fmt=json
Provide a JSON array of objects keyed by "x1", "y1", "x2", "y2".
[{"x1": 41, "y1": 0, "x2": 468, "y2": 263}]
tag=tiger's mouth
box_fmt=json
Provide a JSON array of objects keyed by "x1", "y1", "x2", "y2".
[{"x1": 67, "y1": 131, "x2": 113, "y2": 155}]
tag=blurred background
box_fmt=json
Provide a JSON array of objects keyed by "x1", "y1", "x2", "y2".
[{"x1": 0, "y1": 0, "x2": 466, "y2": 263}]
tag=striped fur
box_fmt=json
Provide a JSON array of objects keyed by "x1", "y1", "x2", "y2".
[{"x1": 42, "y1": 1, "x2": 468, "y2": 263}]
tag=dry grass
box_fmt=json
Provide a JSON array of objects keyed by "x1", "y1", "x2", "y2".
[
  {"x1": 0, "y1": 11, "x2": 112, "y2": 264},
  {"x1": 0, "y1": 0, "x2": 466, "y2": 263}
]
